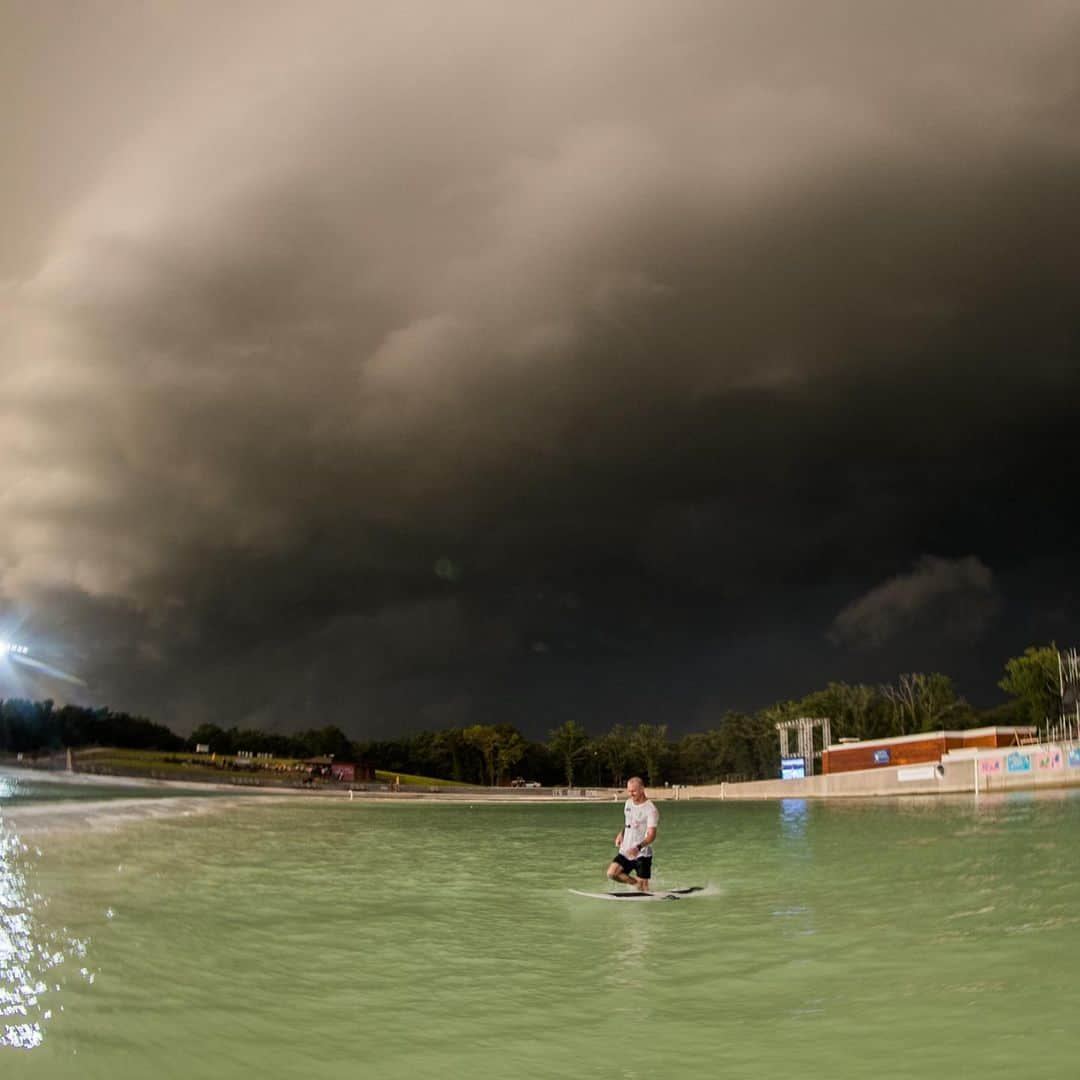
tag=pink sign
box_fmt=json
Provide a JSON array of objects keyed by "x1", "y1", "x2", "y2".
[
  {"x1": 1036, "y1": 751, "x2": 1063, "y2": 771},
  {"x1": 980, "y1": 758, "x2": 1002, "y2": 775}
]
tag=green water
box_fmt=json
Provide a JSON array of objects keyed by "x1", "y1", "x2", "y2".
[{"x1": 2, "y1": 776, "x2": 1077, "y2": 1079}]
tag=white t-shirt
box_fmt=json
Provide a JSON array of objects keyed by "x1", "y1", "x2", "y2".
[{"x1": 620, "y1": 798, "x2": 659, "y2": 856}]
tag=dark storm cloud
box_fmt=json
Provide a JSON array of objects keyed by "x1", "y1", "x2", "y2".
[
  {"x1": 2, "y1": 2, "x2": 1079, "y2": 731},
  {"x1": 829, "y1": 556, "x2": 1001, "y2": 649}
]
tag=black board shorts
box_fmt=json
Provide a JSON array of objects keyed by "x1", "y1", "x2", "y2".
[{"x1": 614, "y1": 853, "x2": 653, "y2": 878}]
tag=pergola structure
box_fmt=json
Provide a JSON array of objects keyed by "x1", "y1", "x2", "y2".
[
  {"x1": 776, "y1": 716, "x2": 832, "y2": 778},
  {"x1": 1059, "y1": 648, "x2": 1080, "y2": 736}
]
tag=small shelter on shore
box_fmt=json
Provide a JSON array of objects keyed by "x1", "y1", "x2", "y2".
[{"x1": 301, "y1": 757, "x2": 375, "y2": 782}]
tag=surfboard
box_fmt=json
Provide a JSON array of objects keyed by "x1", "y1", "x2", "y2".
[{"x1": 569, "y1": 886, "x2": 704, "y2": 901}]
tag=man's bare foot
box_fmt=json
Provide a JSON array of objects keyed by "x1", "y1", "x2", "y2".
[{"x1": 636, "y1": 879, "x2": 650, "y2": 892}]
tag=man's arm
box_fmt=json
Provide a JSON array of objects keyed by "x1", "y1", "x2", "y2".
[{"x1": 631, "y1": 826, "x2": 656, "y2": 853}]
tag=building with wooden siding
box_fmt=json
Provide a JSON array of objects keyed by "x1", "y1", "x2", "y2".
[
  {"x1": 822, "y1": 727, "x2": 1035, "y2": 775},
  {"x1": 303, "y1": 757, "x2": 375, "y2": 782}
]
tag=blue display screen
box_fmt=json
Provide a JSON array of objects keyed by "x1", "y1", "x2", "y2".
[{"x1": 781, "y1": 757, "x2": 806, "y2": 780}]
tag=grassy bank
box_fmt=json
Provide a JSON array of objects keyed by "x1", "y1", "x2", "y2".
[
  {"x1": 5, "y1": 747, "x2": 468, "y2": 789},
  {"x1": 373, "y1": 769, "x2": 466, "y2": 788}
]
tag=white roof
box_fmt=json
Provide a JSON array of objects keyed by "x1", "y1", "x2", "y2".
[{"x1": 824, "y1": 726, "x2": 1035, "y2": 752}]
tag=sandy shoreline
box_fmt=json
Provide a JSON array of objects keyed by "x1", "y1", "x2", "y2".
[
  {"x1": 0, "y1": 767, "x2": 299, "y2": 832},
  {"x1": 1, "y1": 765, "x2": 226, "y2": 790},
  {"x1": 0, "y1": 792, "x2": 300, "y2": 833},
  {"x1": 0, "y1": 764, "x2": 626, "y2": 800},
  {"x1": 0, "y1": 766, "x2": 615, "y2": 833}
]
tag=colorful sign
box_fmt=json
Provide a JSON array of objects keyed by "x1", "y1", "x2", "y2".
[
  {"x1": 980, "y1": 757, "x2": 1002, "y2": 775},
  {"x1": 1069, "y1": 748, "x2": 1080, "y2": 768},
  {"x1": 873, "y1": 749, "x2": 891, "y2": 765},
  {"x1": 1007, "y1": 752, "x2": 1031, "y2": 774},
  {"x1": 1035, "y1": 750, "x2": 1063, "y2": 771}
]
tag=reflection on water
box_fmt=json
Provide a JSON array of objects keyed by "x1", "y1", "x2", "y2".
[
  {"x1": 612, "y1": 908, "x2": 654, "y2": 974},
  {"x1": 779, "y1": 798, "x2": 809, "y2": 840},
  {"x1": 0, "y1": 818, "x2": 88, "y2": 1050}
]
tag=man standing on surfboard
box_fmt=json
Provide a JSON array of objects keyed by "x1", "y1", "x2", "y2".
[{"x1": 607, "y1": 776, "x2": 659, "y2": 892}]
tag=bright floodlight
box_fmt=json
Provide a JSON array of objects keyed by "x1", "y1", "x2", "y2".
[{"x1": 1, "y1": 640, "x2": 30, "y2": 656}]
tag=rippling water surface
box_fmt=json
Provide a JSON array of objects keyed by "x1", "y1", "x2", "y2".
[{"x1": 2, "y1": 772, "x2": 1077, "y2": 1078}]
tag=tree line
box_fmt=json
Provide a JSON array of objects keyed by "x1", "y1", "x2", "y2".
[
  {"x1": 0, "y1": 700, "x2": 185, "y2": 756},
  {"x1": 0, "y1": 644, "x2": 1063, "y2": 785}
]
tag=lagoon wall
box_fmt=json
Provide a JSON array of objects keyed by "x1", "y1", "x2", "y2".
[{"x1": 682, "y1": 742, "x2": 1080, "y2": 800}]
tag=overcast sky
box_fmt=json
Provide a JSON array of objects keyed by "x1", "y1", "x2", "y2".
[{"x1": 2, "y1": 1, "x2": 1078, "y2": 739}]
